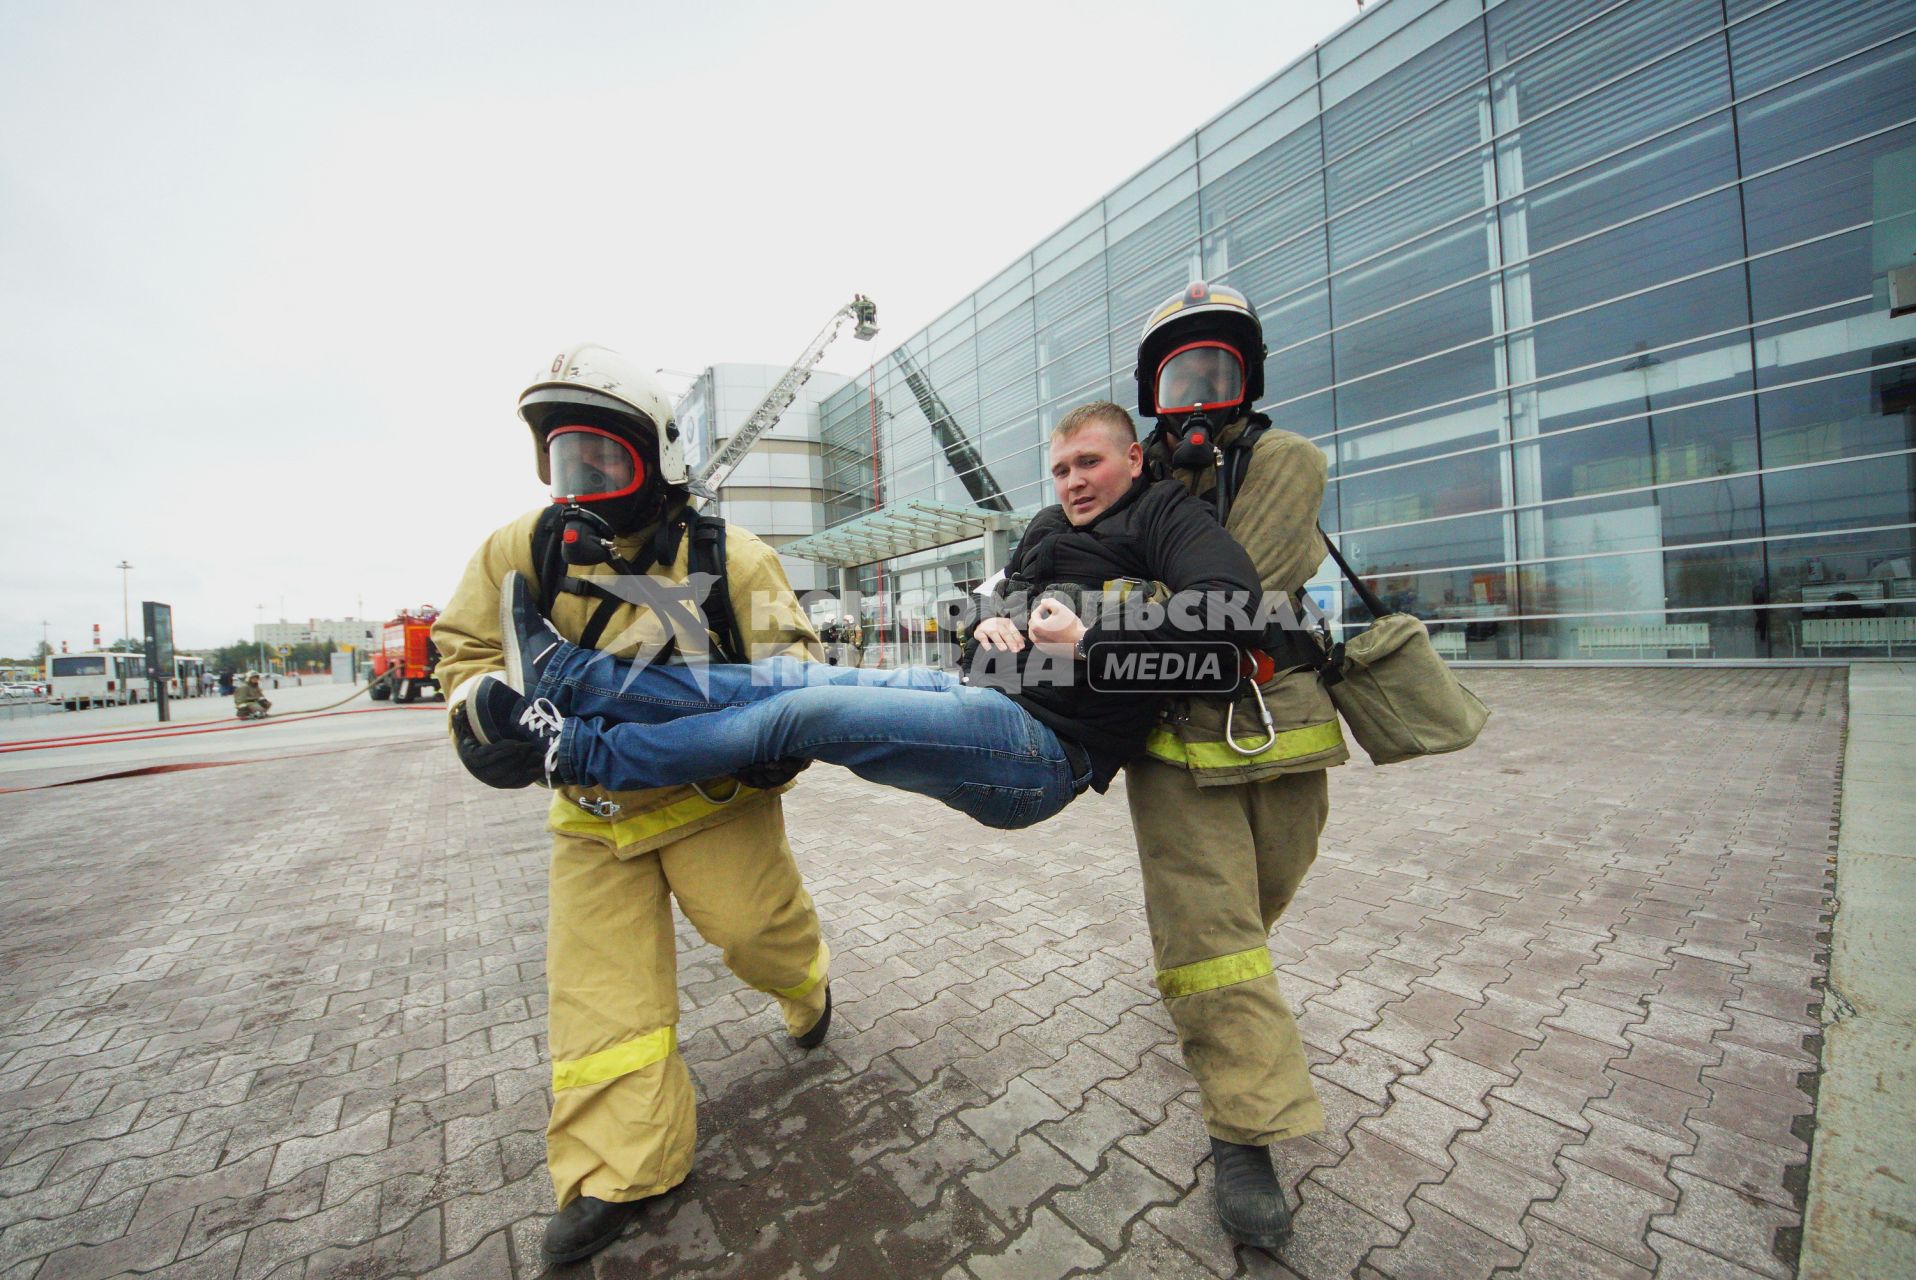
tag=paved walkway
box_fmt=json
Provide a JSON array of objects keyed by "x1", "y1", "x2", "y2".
[{"x1": 0, "y1": 669, "x2": 1846, "y2": 1278}]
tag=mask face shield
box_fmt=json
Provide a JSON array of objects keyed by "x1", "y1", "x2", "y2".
[
  {"x1": 1154, "y1": 342, "x2": 1246, "y2": 416},
  {"x1": 547, "y1": 425, "x2": 646, "y2": 504}
]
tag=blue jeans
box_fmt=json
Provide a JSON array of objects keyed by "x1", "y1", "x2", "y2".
[{"x1": 538, "y1": 651, "x2": 1092, "y2": 830}]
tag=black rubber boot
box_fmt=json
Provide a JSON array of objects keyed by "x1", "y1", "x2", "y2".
[
  {"x1": 794, "y1": 985, "x2": 832, "y2": 1050},
  {"x1": 542, "y1": 1196, "x2": 641, "y2": 1266},
  {"x1": 1209, "y1": 1137, "x2": 1293, "y2": 1250}
]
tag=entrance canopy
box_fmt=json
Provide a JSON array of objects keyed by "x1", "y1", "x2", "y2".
[{"x1": 780, "y1": 499, "x2": 1028, "y2": 570}]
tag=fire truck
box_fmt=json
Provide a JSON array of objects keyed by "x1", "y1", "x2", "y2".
[{"x1": 369, "y1": 606, "x2": 443, "y2": 703}]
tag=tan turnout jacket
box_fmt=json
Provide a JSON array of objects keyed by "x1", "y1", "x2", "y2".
[
  {"x1": 1142, "y1": 419, "x2": 1349, "y2": 784},
  {"x1": 434, "y1": 503, "x2": 819, "y2": 853}
]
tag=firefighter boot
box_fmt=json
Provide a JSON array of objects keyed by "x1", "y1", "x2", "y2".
[
  {"x1": 793, "y1": 985, "x2": 831, "y2": 1049},
  {"x1": 542, "y1": 1195, "x2": 643, "y2": 1266},
  {"x1": 1209, "y1": 1137, "x2": 1293, "y2": 1249}
]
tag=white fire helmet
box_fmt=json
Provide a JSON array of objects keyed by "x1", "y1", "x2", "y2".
[{"x1": 517, "y1": 343, "x2": 688, "y2": 488}]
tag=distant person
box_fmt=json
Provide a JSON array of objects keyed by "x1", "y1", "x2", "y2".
[{"x1": 233, "y1": 674, "x2": 270, "y2": 720}]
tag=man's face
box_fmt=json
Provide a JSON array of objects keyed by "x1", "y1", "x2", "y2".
[{"x1": 1050, "y1": 421, "x2": 1144, "y2": 526}]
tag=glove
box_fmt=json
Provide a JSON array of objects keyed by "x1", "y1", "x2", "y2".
[
  {"x1": 733, "y1": 757, "x2": 812, "y2": 790},
  {"x1": 451, "y1": 703, "x2": 546, "y2": 789}
]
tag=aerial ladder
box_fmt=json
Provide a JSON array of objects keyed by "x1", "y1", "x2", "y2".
[
  {"x1": 888, "y1": 345, "x2": 1012, "y2": 512},
  {"x1": 690, "y1": 295, "x2": 880, "y2": 501}
]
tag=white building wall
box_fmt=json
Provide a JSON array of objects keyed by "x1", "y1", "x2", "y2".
[
  {"x1": 678, "y1": 364, "x2": 849, "y2": 597},
  {"x1": 253, "y1": 618, "x2": 382, "y2": 649}
]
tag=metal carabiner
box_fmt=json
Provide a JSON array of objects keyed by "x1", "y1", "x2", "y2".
[
  {"x1": 574, "y1": 794, "x2": 622, "y2": 818},
  {"x1": 1223, "y1": 680, "x2": 1279, "y2": 757}
]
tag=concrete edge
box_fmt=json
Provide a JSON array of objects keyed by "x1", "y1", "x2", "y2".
[{"x1": 1798, "y1": 662, "x2": 1916, "y2": 1280}]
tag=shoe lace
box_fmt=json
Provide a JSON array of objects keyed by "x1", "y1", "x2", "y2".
[
  {"x1": 519, "y1": 697, "x2": 564, "y2": 781},
  {"x1": 519, "y1": 697, "x2": 563, "y2": 737}
]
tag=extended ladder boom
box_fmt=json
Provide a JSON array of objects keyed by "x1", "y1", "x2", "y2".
[
  {"x1": 889, "y1": 345, "x2": 1012, "y2": 512},
  {"x1": 690, "y1": 295, "x2": 878, "y2": 499}
]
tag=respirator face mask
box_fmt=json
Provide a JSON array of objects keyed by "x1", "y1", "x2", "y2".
[
  {"x1": 1155, "y1": 342, "x2": 1245, "y2": 417},
  {"x1": 548, "y1": 425, "x2": 645, "y2": 504},
  {"x1": 1155, "y1": 342, "x2": 1246, "y2": 470},
  {"x1": 546, "y1": 424, "x2": 659, "y2": 564}
]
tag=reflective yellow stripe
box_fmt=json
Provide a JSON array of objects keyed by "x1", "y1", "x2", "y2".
[
  {"x1": 1157, "y1": 946, "x2": 1274, "y2": 999},
  {"x1": 1144, "y1": 718, "x2": 1344, "y2": 770},
  {"x1": 547, "y1": 781, "x2": 753, "y2": 845},
  {"x1": 552, "y1": 1025, "x2": 677, "y2": 1092},
  {"x1": 768, "y1": 941, "x2": 830, "y2": 1001}
]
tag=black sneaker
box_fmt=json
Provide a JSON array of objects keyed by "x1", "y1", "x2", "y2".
[
  {"x1": 464, "y1": 674, "x2": 523, "y2": 746},
  {"x1": 499, "y1": 569, "x2": 566, "y2": 695},
  {"x1": 465, "y1": 675, "x2": 566, "y2": 782}
]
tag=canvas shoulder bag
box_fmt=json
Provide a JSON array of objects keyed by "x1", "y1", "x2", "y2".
[{"x1": 1317, "y1": 528, "x2": 1489, "y2": 765}]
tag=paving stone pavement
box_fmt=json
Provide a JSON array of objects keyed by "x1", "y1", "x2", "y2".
[{"x1": 0, "y1": 668, "x2": 1843, "y2": 1279}]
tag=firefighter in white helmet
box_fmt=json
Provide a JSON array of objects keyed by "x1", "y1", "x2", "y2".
[
  {"x1": 1127, "y1": 283, "x2": 1348, "y2": 1249},
  {"x1": 433, "y1": 344, "x2": 829, "y2": 1266}
]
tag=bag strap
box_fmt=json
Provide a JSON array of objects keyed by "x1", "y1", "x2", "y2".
[{"x1": 1317, "y1": 524, "x2": 1390, "y2": 620}]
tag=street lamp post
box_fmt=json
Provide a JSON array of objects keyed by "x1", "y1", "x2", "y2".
[
  {"x1": 256, "y1": 603, "x2": 266, "y2": 673},
  {"x1": 115, "y1": 561, "x2": 134, "y2": 652}
]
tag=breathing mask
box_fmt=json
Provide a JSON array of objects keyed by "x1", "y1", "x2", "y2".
[{"x1": 1153, "y1": 341, "x2": 1246, "y2": 470}]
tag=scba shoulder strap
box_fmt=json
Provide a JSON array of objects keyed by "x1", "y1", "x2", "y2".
[
  {"x1": 528, "y1": 505, "x2": 747, "y2": 661},
  {"x1": 687, "y1": 514, "x2": 747, "y2": 664},
  {"x1": 1217, "y1": 412, "x2": 1272, "y2": 528}
]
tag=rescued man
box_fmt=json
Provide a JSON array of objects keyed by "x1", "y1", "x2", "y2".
[{"x1": 456, "y1": 399, "x2": 1265, "y2": 833}]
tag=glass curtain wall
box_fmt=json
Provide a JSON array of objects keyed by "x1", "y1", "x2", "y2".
[{"x1": 820, "y1": 0, "x2": 1916, "y2": 659}]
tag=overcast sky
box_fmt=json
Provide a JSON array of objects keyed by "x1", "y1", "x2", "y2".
[{"x1": 0, "y1": 0, "x2": 1363, "y2": 657}]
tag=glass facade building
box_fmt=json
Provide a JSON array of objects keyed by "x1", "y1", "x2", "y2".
[{"x1": 818, "y1": 0, "x2": 1916, "y2": 659}]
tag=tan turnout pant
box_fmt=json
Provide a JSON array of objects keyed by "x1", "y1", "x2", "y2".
[
  {"x1": 1125, "y1": 759, "x2": 1328, "y2": 1146},
  {"x1": 543, "y1": 798, "x2": 829, "y2": 1207}
]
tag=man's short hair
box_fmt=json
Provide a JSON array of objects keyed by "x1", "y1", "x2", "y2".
[{"x1": 1053, "y1": 401, "x2": 1138, "y2": 446}]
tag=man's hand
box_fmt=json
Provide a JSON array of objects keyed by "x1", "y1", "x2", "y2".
[
  {"x1": 451, "y1": 703, "x2": 546, "y2": 789},
  {"x1": 733, "y1": 757, "x2": 812, "y2": 790},
  {"x1": 1028, "y1": 599, "x2": 1088, "y2": 655},
  {"x1": 972, "y1": 616, "x2": 1026, "y2": 652}
]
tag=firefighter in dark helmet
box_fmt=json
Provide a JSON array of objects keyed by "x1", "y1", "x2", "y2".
[{"x1": 1128, "y1": 282, "x2": 1348, "y2": 1249}]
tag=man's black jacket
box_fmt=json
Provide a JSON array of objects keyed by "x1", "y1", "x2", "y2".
[{"x1": 963, "y1": 475, "x2": 1263, "y2": 790}]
